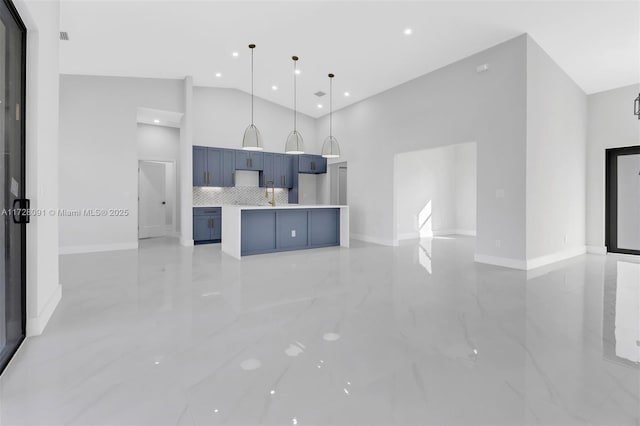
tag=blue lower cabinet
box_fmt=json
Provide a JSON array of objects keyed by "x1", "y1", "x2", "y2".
[
  {"x1": 241, "y1": 210, "x2": 276, "y2": 254},
  {"x1": 194, "y1": 207, "x2": 222, "y2": 244},
  {"x1": 241, "y1": 208, "x2": 340, "y2": 255},
  {"x1": 310, "y1": 209, "x2": 340, "y2": 246},
  {"x1": 194, "y1": 216, "x2": 211, "y2": 242},
  {"x1": 276, "y1": 210, "x2": 308, "y2": 249}
]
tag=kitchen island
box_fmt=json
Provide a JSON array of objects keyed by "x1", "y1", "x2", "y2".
[{"x1": 221, "y1": 205, "x2": 349, "y2": 259}]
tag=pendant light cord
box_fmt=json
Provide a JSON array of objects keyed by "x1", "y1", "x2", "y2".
[
  {"x1": 251, "y1": 46, "x2": 254, "y2": 125},
  {"x1": 293, "y1": 59, "x2": 297, "y2": 132},
  {"x1": 329, "y1": 75, "x2": 333, "y2": 138}
]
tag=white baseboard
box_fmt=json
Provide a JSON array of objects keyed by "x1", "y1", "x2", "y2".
[
  {"x1": 398, "y1": 230, "x2": 477, "y2": 240},
  {"x1": 59, "y1": 242, "x2": 138, "y2": 255},
  {"x1": 587, "y1": 245, "x2": 607, "y2": 255},
  {"x1": 526, "y1": 246, "x2": 586, "y2": 270},
  {"x1": 351, "y1": 233, "x2": 397, "y2": 247},
  {"x1": 26, "y1": 284, "x2": 61, "y2": 336},
  {"x1": 433, "y1": 229, "x2": 477, "y2": 236},
  {"x1": 474, "y1": 254, "x2": 527, "y2": 270},
  {"x1": 475, "y1": 246, "x2": 587, "y2": 271}
]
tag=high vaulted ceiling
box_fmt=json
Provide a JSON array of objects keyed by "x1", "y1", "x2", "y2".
[{"x1": 59, "y1": 0, "x2": 639, "y2": 118}]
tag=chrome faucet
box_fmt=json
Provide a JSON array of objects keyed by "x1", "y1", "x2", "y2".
[{"x1": 265, "y1": 180, "x2": 276, "y2": 207}]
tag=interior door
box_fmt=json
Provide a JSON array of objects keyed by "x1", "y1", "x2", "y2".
[
  {"x1": 0, "y1": 0, "x2": 26, "y2": 375},
  {"x1": 138, "y1": 161, "x2": 166, "y2": 239},
  {"x1": 606, "y1": 146, "x2": 640, "y2": 255}
]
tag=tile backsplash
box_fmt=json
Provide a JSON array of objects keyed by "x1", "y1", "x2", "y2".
[{"x1": 193, "y1": 186, "x2": 289, "y2": 206}]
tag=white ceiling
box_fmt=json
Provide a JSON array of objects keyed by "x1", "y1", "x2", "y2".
[{"x1": 59, "y1": 0, "x2": 640, "y2": 118}]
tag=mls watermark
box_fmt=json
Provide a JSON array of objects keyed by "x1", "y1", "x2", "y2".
[{"x1": 1, "y1": 208, "x2": 130, "y2": 217}]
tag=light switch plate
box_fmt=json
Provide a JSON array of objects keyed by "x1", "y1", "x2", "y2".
[{"x1": 291, "y1": 230, "x2": 296, "y2": 237}]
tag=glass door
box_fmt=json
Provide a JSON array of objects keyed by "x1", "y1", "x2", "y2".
[
  {"x1": 606, "y1": 146, "x2": 640, "y2": 256},
  {"x1": 0, "y1": 0, "x2": 26, "y2": 375}
]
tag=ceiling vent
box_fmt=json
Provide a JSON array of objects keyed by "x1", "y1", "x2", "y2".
[
  {"x1": 59, "y1": 31, "x2": 69, "y2": 41},
  {"x1": 314, "y1": 91, "x2": 326, "y2": 97}
]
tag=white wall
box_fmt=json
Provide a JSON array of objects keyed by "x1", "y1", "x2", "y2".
[
  {"x1": 315, "y1": 35, "x2": 527, "y2": 263},
  {"x1": 454, "y1": 143, "x2": 477, "y2": 234},
  {"x1": 394, "y1": 142, "x2": 476, "y2": 240},
  {"x1": 525, "y1": 36, "x2": 588, "y2": 266},
  {"x1": 586, "y1": 84, "x2": 640, "y2": 252},
  {"x1": 137, "y1": 123, "x2": 180, "y2": 235},
  {"x1": 193, "y1": 86, "x2": 318, "y2": 153},
  {"x1": 12, "y1": 0, "x2": 61, "y2": 336},
  {"x1": 59, "y1": 75, "x2": 183, "y2": 253}
]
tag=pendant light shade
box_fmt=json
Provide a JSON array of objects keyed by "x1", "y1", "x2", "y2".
[
  {"x1": 242, "y1": 44, "x2": 263, "y2": 151},
  {"x1": 285, "y1": 56, "x2": 305, "y2": 154},
  {"x1": 321, "y1": 73, "x2": 341, "y2": 159}
]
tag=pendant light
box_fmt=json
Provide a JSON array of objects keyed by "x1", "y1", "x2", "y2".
[
  {"x1": 285, "y1": 56, "x2": 305, "y2": 154},
  {"x1": 321, "y1": 73, "x2": 341, "y2": 159},
  {"x1": 242, "y1": 44, "x2": 263, "y2": 151},
  {"x1": 634, "y1": 92, "x2": 640, "y2": 120}
]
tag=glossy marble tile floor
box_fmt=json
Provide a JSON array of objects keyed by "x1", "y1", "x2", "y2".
[{"x1": 1, "y1": 236, "x2": 639, "y2": 425}]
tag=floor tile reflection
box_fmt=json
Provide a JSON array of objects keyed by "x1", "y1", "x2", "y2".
[{"x1": 0, "y1": 237, "x2": 638, "y2": 425}]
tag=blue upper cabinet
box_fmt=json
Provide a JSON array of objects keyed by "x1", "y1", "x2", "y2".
[
  {"x1": 261, "y1": 153, "x2": 293, "y2": 188},
  {"x1": 193, "y1": 146, "x2": 235, "y2": 187},
  {"x1": 235, "y1": 151, "x2": 264, "y2": 171},
  {"x1": 261, "y1": 152, "x2": 276, "y2": 187},
  {"x1": 277, "y1": 154, "x2": 294, "y2": 188},
  {"x1": 206, "y1": 149, "x2": 223, "y2": 186},
  {"x1": 298, "y1": 154, "x2": 327, "y2": 174},
  {"x1": 193, "y1": 146, "x2": 207, "y2": 186},
  {"x1": 222, "y1": 149, "x2": 235, "y2": 187}
]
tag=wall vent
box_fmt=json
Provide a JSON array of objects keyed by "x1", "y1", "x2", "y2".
[
  {"x1": 314, "y1": 91, "x2": 326, "y2": 97},
  {"x1": 60, "y1": 31, "x2": 69, "y2": 41}
]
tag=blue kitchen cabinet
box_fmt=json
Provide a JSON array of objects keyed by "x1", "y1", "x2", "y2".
[
  {"x1": 241, "y1": 210, "x2": 276, "y2": 254},
  {"x1": 193, "y1": 216, "x2": 211, "y2": 242},
  {"x1": 309, "y1": 209, "x2": 340, "y2": 247},
  {"x1": 298, "y1": 154, "x2": 327, "y2": 174},
  {"x1": 261, "y1": 153, "x2": 293, "y2": 188},
  {"x1": 276, "y1": 210, "x2": 308, "y2": 250},
  {"x1": 193, "y1": 207, "x2": 222, "y2": 244},
  {"x1": 260, "y1": 152, "x2": 276, "y2": 187},
  {"x1": 276, "y1": 154, "x2": 294, "y2": 188},
  {"x1": 222, "y1": 149, "x2": 235, "y2": 187},
  {"x1": 206, "y1": 149, "x2": 223, "y2": 186},
  {"x1": 193, "y1": 146, "x2": 207, "y2": 186},
  {"x1": 193, "y1": 146, "x2": 234, "y2": 187},
  {"x1": 288, "y1": 157, "x2": 300, "y2": 203},
  {"x1": 235, "y1": 151, "x2": 264, "y2": 171},
  {"x1": 241, "y1": 208, "x2": 340, "y2": 255}
]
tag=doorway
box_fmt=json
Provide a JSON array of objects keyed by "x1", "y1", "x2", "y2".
[
  {"x1": 138, "y1": 160, "x2": 175, "y2": 239},
  {"x1": 0, "y1": 0, "x2": 27, "y2": 375},
  {"x1": 606, "y1": 145, "x2": 640, "y2": 255}
]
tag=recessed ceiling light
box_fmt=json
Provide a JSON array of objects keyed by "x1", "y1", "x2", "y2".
[
  {"x1": 232, "y1": 51, "x2": 239, "y2": 57},
  {"x1": 153, "y1": 119, "x2": 160, "y2": 124},
  {"x1": 404, "y1": 28, "x2": 413, "y2": 35},
  {"x1": 294, "y1": 69, "x2": 301, "y2": 75},
  {"x1": 215, "y1": 72, "x2": 222, "y2": 78},
  {"x1": 272, "y1": 85, "x2": 278, "y2": 91},
  {"x1": 317, "y1": 104, "x2": 323, "y2": 109},
  {"x1": 344, "y1": 92, "x2": 350, "y2": 97}
]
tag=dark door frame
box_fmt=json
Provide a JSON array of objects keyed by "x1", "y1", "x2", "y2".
[
  {"x1": 0, "y1": 0, "x2": 27, "y2": 376},
  {"x1": 605, "y1": 145, "x2": 640, "y2": 256}
]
